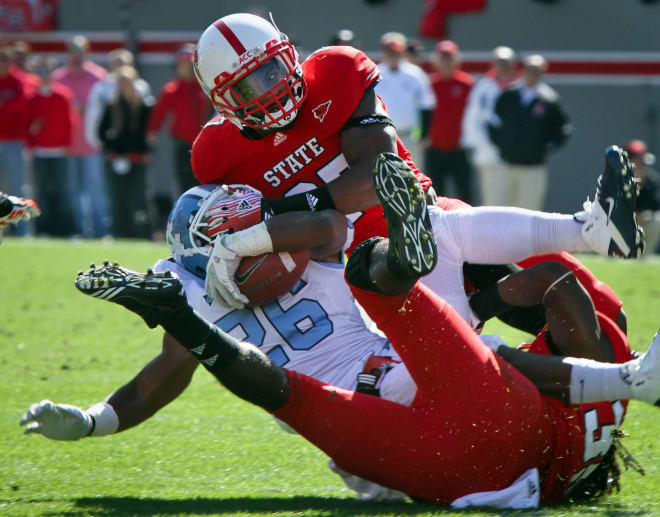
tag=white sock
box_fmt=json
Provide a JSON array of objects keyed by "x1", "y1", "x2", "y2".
[
  {"x1": 531, "y1": 213, "x2": 590, "y2": 254},
  {"x1": 563, "y1": 357, "x2": 633, "y2": 404},
  {"x1": 446, "y1": 207, "x2": 591, "y2": 266}
]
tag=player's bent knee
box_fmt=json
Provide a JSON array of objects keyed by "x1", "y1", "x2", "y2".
[{"x1": 531, "y1": 261, "x2": 573, "y2": 292}]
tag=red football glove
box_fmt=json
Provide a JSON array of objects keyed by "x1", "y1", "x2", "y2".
[{"x1": 0, "y1": 193, "x2": 41, "y2": 228}]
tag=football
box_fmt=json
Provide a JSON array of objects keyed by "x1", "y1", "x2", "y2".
[{"x1": 235, "y1": 250, "x2": 310, "y2": 306}]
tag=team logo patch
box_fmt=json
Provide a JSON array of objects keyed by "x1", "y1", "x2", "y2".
[
  {"x1": 273, "y1": 131, "x2": 288, "y2": 146},
  {"x1": 312, "y1": 100, "x2": 332, "y2": 122}
]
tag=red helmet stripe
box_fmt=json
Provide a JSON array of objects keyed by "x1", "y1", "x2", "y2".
[{"x1": 213, "y1": 19, "x2": 247, "y2": 56}]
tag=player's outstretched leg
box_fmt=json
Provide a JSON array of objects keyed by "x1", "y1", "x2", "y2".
[
  {"x1": 577, "y1": 145, "x2": 645, "y2": 258},
  {"x1": 75, "y1": 262, "x2": 290, "y2": 410},
  {"x1": 373, "y1": 152, "x2": 437, "y2": 278},
  {"x1": 348, "y1": 153, "x2": 437, "y2": 294}
]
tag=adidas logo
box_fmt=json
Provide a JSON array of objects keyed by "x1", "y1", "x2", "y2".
[
  {"x1": 190, "y1": 343, "x2": 206, "y2": 356},
  {"x1": 306, "y1": 193, "x2": 319, "y2": 211},
  {"x1": 237, "y1": 200, "x2": 253, "y2": 212},
  {"x1": 202, "y1": 354, "x2": 219, "y2": 366},
  {"x1": 273, "y1": 132, "x2": 288, "y2": 146}
]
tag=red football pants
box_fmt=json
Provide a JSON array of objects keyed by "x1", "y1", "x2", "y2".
[{"x1": 273, "y1": 282, "x2": 555, "y2": 503}]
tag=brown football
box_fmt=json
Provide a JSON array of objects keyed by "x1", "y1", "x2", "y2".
[{"x1": 235, "y1": 250, "x2": 311, "y2": 306}]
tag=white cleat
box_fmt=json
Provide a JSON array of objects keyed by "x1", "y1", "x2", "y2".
[{"x1": 620, "y1": 330, "x2": 660, "y2": 405}]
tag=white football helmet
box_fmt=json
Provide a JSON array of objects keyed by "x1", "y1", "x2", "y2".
[{"x1": 194, "y1": 13, "x2": 306, "y2": 131}]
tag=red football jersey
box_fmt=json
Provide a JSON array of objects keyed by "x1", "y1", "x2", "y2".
[
  {"x1": 192, "y1": 45, "x2": 431, "y2": 253},
  {"x1": 528, "y1": 313, "x2": 632, "y2": 503}
]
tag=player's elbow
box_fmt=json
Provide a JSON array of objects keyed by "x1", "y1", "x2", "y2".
[
  {"x1": 341, "y1": 124, "x2": 398, "y2": 166},
  {"x1": 309, "y1": 210, "x2": 349, "y2": 260},
  {"x1": 318, "y1": 209, "x2": 349, "y2": 247}
]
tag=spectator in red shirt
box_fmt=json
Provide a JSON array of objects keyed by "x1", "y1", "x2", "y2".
[
  {"x1": 26, "y1": 56, "x2": 76, "y2": 237},
  {"x1": 0, "y1": 46, "x2": 28, "y2": 236},
  {"x1": 52, "y1": 35, "x2": 109, "y2": 238},
  {"x1": 425, "y1": 40, "x2": 475, "y2": 204},
  {"x1": 11, "y1": 41, "x2": 40, "y2": 94},
  {"x1": 146, "y1": 44, "x2": 212, "y2": 194}
]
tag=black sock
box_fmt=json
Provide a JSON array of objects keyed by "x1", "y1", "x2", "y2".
[
  {"x1": 345, "y1": 237, "x2": 385, "y2": 293},
  {"x1": 164, "y1": 307, "x2": 241, "y2": 374}
]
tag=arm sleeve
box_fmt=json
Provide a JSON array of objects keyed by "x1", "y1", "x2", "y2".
[
  {"x1": 487, "y1": 94, "x2": 504, "y2": 146},
  {"x1": 191, "y1": 120, "x2": 230, "y2": 184},
  {"x1": 98, "y1": 104, "x2": 112, "y2": 148},
  {"x1": 63, "y1": 96, "x2": 74, "y2": 148},
  {"x1": 460, "y1": 82, "x2": 481, "y2": 149},
  {"x1": 24, "y1": 97, "x2": 35, "y2": 148},
  {"x1": 312, "y1": 47, "x2": 380, "y2": 122},
  {"x1": 417, "y1": 70, "x2": 436, "y2": 111},
  {"x1": 84, "y1": 81, "x2": 104, "y2": 149},
  {"x1": 546, "y1": 101, "x2": 572, "y2": 150},
  {"x1": 420, "y1": 109, "x2": 433, "y2": 139}
]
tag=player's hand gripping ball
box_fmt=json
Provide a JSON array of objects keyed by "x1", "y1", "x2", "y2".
[{"x1": 205, "y1": 185, "x2": 309, "y2": 308}]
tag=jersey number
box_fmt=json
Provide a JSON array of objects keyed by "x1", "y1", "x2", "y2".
[
  {"x1": 213, "y1": 298, "x2": 333, "y2": 367},
  {"x1": 568, "y1": 400, "x2": 625, "y2": 491}
]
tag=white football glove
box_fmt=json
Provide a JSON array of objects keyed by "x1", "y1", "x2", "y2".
[
  {"x1": 205, "y1": 234, "x2": 249, "y2": 310},
  {"x1": 479, "y1": 334, "x2": 509, "y2": 353},
  {"x1": 19, "y1": 400, "x2": 92, "y2": 441}
]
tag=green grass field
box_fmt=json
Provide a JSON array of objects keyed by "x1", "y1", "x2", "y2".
[{"x1": 1, "y1": 238, "x2": 660, "y2": 517}]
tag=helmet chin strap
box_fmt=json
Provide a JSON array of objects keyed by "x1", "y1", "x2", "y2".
[
  {"x1": 241, "y1": 93, "x2": 299, "y2": 131},
  {"x1": 269, "y1": 109, "x2": 298, "y2": 129}
]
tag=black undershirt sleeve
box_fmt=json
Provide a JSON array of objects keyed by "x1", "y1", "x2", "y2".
[{"x1": 265, "y1": 185, "x2": 337, "y2": 215}]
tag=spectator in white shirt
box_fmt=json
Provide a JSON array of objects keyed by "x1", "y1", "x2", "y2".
[
  {"x1": 461, "y1": 46, "x2": 518, "y2": 205},
  {"x1": 375, "y1": 32, "x2": 435, "y2": 168}
]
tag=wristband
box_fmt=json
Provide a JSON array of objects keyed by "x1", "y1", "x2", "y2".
[
  {"x1": 223, "y1": 222, "x2": 274, "y2": 257},
  {"x1": 267, "y1": 185, "x2": 336, "y2": 215},
  {"x1": 86, "y1": 402, "x2": 119, "y2": 437}
]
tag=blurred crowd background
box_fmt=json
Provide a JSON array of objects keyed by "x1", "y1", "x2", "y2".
[{"x1": 1, "y1": 0, "x2": 659, "y2": 251}]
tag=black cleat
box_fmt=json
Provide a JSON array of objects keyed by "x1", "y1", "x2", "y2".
[
  {"x1": 577, "y1": 145, "x2": 645, "y2": 258},
  {"x1": 372, "y1": 152, "x2": 437, "y2": 277},
  {"x1": 75, "y1": 262, "x2": 187, "y2": 328}
]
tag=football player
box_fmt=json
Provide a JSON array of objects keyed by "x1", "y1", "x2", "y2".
[
  {"x1": 205, "y1": 146, "x2": 642, "y2": 353},
  {"x1": 189, "y1": 13, "x2": 644, "y2": 315},
  {"x1": 190, "y1": 12, "x2": 432, "y2": 257},
  {"x1": 63, "y1": 162, "x2": 657, "y2": 508},
  {"x1": 18, "y1": 156, "x2": 636, "y2": 443},
  {"x1": 21, "y1": 146, "x2": 641, "y2": 435},
  {"x1": 0, "y1": 191, "x2": 40, "y2": 242}
]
